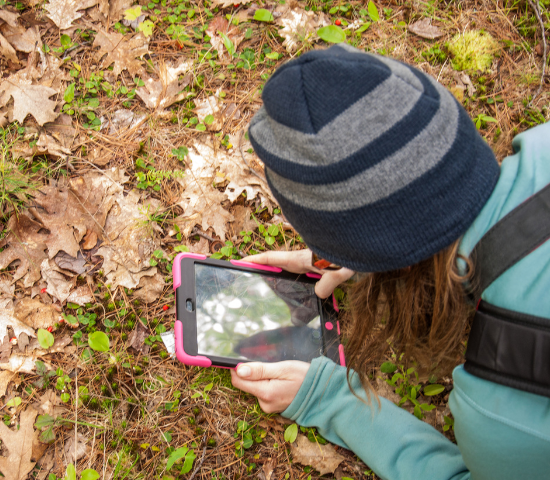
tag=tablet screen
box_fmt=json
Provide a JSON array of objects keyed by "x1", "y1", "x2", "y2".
[{"x1": 195, "y1": 264, "x2": 322, "y2": 362}]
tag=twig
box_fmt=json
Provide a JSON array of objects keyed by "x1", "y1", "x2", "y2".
[
  {"x1": 187, "y1": 434, "x2": 208, "y2": 480},
  {"x1": 527, "y1": 0, "x2": 547, "y2": 102},
  {"x1": 191, "y1": 227, "x2": 217, "y2": 243}
]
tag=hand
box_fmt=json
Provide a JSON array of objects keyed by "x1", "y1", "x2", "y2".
[
  {"x1": 242, "y1": 249, "x2": 355, "y2": 298},
  {"x1": 231, "y1": 361, "x2": 310, "y2": 413}
]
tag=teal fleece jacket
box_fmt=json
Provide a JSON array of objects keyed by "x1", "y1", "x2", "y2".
[{"x1": 282, "y1": 122, "x2": 550, "y2": 480}]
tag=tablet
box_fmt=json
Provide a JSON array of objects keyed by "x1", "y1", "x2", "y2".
[{"x1": 173, "y1": 253, "x2": 344, "y2": 368}]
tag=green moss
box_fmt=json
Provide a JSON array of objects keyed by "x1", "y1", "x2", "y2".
[{"x1": 447, "y1": 31, "x2": 499, "y2": 72}]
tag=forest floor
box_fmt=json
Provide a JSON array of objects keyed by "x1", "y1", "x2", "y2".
[{"x1": 0, "y1": 0, "x2": 548, "y2": 478}]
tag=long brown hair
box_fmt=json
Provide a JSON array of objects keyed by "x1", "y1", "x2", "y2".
[{"x1": 344, "y1": 239, "x2": 474, "y2": 394}]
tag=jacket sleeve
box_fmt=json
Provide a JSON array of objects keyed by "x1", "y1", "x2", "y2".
[{"x1": 282, "y1": 356, "x2": 470, "y2": 480}]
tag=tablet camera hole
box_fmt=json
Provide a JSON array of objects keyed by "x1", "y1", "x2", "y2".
[{"x1": 186, "y1": 299, "x2": 194, "y2": 312}]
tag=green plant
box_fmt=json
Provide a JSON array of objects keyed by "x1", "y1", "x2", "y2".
[
  {"x1": 382, "y1": 358, "x2": 437, "y2": 419},
  {"x1": 63, "y1": 463, "x2": 100, "y2": 480},
  {"x1": 37, "y1": 329, "x2": 55, "y2": 349},
  {"x1": 190, "y1": 381, "x2": 213, "y2": 404},
  {"x1": 34, "y1": 360, "x2": 57, "y2": 389},
  {"x1": 166, "y1": 446, "x2": 196, "y2": 474},
  {"x1": 473, "y1": 113, "x2": 498, "y2": 130},
  {"x1": 88, "y1": 331, "x2": 110, "y2": 351},
  {"x1": 284, "y1": 423, "x2": 298, "y2": 443},
  {"x1": 0, "y1": 127, "x2": 35, "y2": 218},
  {"x1": 234, "y1": 420, "x2": 267, "y2": 456}
]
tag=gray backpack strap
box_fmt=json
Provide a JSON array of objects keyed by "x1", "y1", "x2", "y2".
[{"x1": 470, "y1": 182, "x2": 550, "y2": 302}]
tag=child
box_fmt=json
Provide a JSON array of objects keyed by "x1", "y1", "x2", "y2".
[{"x1": 230, "y1": 45, "x2": 550, "y2": 479}]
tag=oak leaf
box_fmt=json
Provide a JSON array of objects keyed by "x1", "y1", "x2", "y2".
[
  {"x1": 0, "y1": 22, "x2": 41, "y2": 53},
  {"x1": 290, "y1": 435, "x2": 345, "y2": 475},
  {"x1": 206, "y1": 17, "x2": 245, "y2": 60},
  {"x1": 0, "y1": 80, "x2": 58, "y2": 126},
  {"x1": 408, "y1": 18, "x2": 444, "y2": 39},
  {"x1": 93, "y1": 30, "x2": 149, "y2": 78},
  {"x1": 0, "y1": 407, "x2": 37, "y2": 480},
  {"x1": 96, "y1": 190, "x2": 163, "y2": 289},
  {"x1": 0, "y1": 214, "x2": 49, "y2": 287},
  {"x1": 0, "y1": 9, "x2": 19, "y2": 27},
  {"x1": 45, "y1": 0, "x2": 98, "y2": 30},
  {"x1": 13, "y1": 298, "x2": 61, "y2": 331},
  {"x1": 137, "y1": 60, "x2": 192, "y2": 110},
  {"x1": 275, "y1": 4, "x2": 330, "y2": 53},
  {"x1": 40, "y1": 259, "x2": 75, "y2": 304},
  {"x1": 0, "y1": 370, "x2": 15, "y2": 398},
  {"x1": 133, "y1": 273, "x2": 165, "y2": 304},
  {"x1": 0, "y1": 31, "x2": 19, "y2": 64}
]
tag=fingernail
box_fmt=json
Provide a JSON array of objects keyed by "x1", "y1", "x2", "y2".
[{"x1": 238, "y1": 366, "x2": 251, "y2": 377}]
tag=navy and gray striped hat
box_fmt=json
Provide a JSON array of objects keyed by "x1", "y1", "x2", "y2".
[{"x1": 249, "y1": 44, "x2": 500, "y2": 272}]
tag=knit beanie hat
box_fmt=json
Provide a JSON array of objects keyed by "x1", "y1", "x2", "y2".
[{"x1": 248, "y1": 44, "x2": 500, "y2": 272}]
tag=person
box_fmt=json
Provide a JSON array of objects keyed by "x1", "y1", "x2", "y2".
[{"x1": 229, "y1": 44, "x2": 550, "y2": 479}]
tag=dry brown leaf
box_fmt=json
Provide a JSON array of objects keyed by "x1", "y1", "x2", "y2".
[
  {"x1": 127, "y1": 320, "x2": 150, "y2": 354},
  {"x1": 96, "y1": 190, "x2": 163, "y2": 289},
  {"x1": 66, "y1": 286, "x2": 94, "y2": 306},
  {"x1": 0, "y1": 31, "x2": 19, "y2": 64},
  {"x1": 45, "y1": 0, "x2": 98, "y2": 29},
  {"x1": 54, "y1": 251, "x2": 87, "y2": 275},
  {"x1": 40, "y1": 259, "x2": 75, "y2": 303},
  {"x1": 0, "y1": 9, "x2": 19, "y2": 26},
  {"x1": 0, "y1": 370, "x2": 15, "y2": 397},
  {"x1": 0, "y1": 79, "x2": 58, "y2": 126},
  {"x1": 259, "y1": 457, "x2": 277, "y2": 480},
  {"x1": 133, "y1": 273, "x2": 165, "y2": 304},
  {"x1": 290, "y1": 435, "x2": 345, "y2": 475},
  {"x1": 275, "y1": 4, "x2": 329, "y2": 53},
  {"x1": 0, "y1": 311, "x2": 37, "y2": 340},
  {"x1": 13, "y1": 298, "x2": 61, "y2": 330},
  {"x1": 81, "y1": 230, "x2": 98, "y2": 250},
  {"x1": 137, "y1": 60, "x2": 192, "y2": 110},
  {"x1": 101, "y1": 108, "x2": 145, "y2": 135},
  {"x1": 206, "y1": 17, "x2": 245, "y2": 60},
  {"x1": 34, "y1": 449, "x2": 54, "y2": 480},
  {"x1": 0, "y1": 354, "x2": 52, "y2": 374},
  {"x1": 408, "y1": 18, "x2": 444, "y2": 39},
  {"x1": 63, "y1": 433, "x2": 89, "y2": 464},
  {"x1": 32, "y1": 390, "x2": 63, "y2": 417},
  {"x1": 29, "y1": 169, "x2": 127, "y2": 259},
  {"x1": 93, "y1": 30, "x2": 149, "y2": 78},
  {"x1": 0, "y1": 407, "x2": 37, "y2": 480},
  {"x1": 0, "y1": 22, "x2": 41, "y2": 53},
  {"x1": 98, "y1": 0, "x2": 132, "y2": 21},
  {"x1": 211, "y1": 0, "x2": 247, "y2": 7},
  {"x1": 0, "y1": 214, "x2": 48, "y2": 287}
]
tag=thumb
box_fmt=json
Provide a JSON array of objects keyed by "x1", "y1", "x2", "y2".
[
  {"x1": 315, "y1": 268, "x2": 355, "y2": 298},
  {"x1": 236, "y1": 362, "x2": 283, "y2": 381}
]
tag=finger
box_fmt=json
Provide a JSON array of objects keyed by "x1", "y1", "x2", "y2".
[
  {"x1": 235, "y1": 362, "x2": 288, "y2": 381},
  {"x1": 242, "y1": 250, "x2": 314, "y2": 273},
  {"x1": 230, "y1": 370, "x2": 273, "y2": 397},
  {"x1": 315, "y1": 268, "x2": 355, "y2": 298}
]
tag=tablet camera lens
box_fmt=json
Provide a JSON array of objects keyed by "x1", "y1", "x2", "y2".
[{"x1": 186, "y1": 299, "x2": 194, "y2": 312}]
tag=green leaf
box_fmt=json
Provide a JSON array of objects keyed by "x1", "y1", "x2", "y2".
[
  {"x1": 204, "y1": 382, "x2": 213, "y2": 392},
  {"x1": 380, "y1": 361, "x2": 397, "y2": 374},
  {"x1": 37, "y1": 329, "x2": 55, "y2": 349},
  {"x1": 204, "y1": 114, "x2": 214, "y2": 125},
  {"x1": 65, "y1": 463, "x2": 76, "y2": 480},
  {"x1": 64, "y1": 83, "x2": 75, "y2": 103},
  {"x1": 218, "y1": 31, "x2": 235, "y2": 56},
  {"x1": 181, "y1": 449, "x2": 196, "y2": 474},
  {"x1": 6, "y1": 397, "x2": 21, "y2": 408},
  {"x1": 138, "y1": 20, "x2": 154, "y2": 37},
  {"x1": 423, "y1": 384, "x2": 445, "y2": 396},
  {"x1": 242, "y1": 432, "x2": 253, "y2": 449},
  {"x1": 220, "y1": 246, "x2": 233, "y2": 257},
  {"x1": 40, "y1": 425, "x2": 56, "y2": 443},
  {"x1": 88, "y1": 331, "x2": 110, "y2": 352},
  {"x1": 124, "y1": 6, "x2": 142, "y2": 21},
  {"x1": 81, "y1": 469, "x2": 100, "y2": 480},
  {"x1": 265, "y1": 52, "x2": 279, "y2": 60},
  {"x1": 35, "y1": 414, "x2": 55, "y2": 429},
  {"x1": 284, "y1": 423, "x2": 298, "y2": 443},
  {"x1": 61, "y1": 393, "x2": 70, "y2": 403},
  {"x1": 253, "y1": 9, "x2": 274, "y2": 22},
  {"x1": 167, "y1": 446, "x2": 189, "y2": 470},
  {"x1": 265, "y1": 235, "x2": 275, "y2": 246},
  {"x1": 267, "y1": 224, "x2": 279, "y2": 236},
  {"x1": 317, "y1": 25, "x2": 346, "y2": 44},
  {"x1": 60, "y1": 34, "x2": 71, "y2": 48},
  {"x1": 367, "y1": 1, "x2": 379, "y2": 21},
  {"x1": 356, "y1": 22, "x2": 371, "y2": 33},
  {"x1": 196, "y1": 124, "x2": 206, "y2": 131}
]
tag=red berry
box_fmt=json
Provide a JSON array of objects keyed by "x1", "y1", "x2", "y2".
[
  {"x1": 41, "y1": 288, "x2": 47, "y2": 293},
  {"x1": 47, "y1": 326, "x2": 53, "y2": 333},
  {"x1": 234, "y1": 3, "x2": 239, "y2": 7},
  {"x1": 163, "y1": 305, "x2": 169, "y2": 311},
  {"x1": 335, "y1": 19, "x2": 341, "y2": 25},
  {"x1": 9, "y1": 337, "x2": 17, "y2": 345}
]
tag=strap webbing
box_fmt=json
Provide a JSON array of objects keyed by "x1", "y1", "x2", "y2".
[{"x1": 470, "y1": 182, "x2": 550, "y2": 301}]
